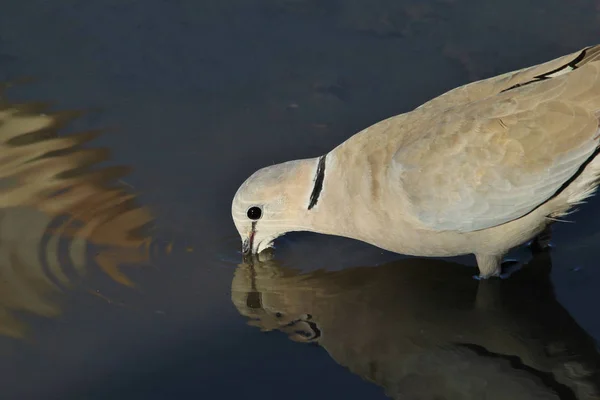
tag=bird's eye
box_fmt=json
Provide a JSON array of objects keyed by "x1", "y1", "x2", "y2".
[{"x1": 247, "y1": 206, "x2": 262, "y2": 220}]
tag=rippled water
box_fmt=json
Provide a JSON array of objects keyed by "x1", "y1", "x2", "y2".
[
  {"x1": 0, "y1": 95, "x2": 153, "y2": 338},
  {"x1": 1, "y1": 1, "x2": 600, "y2": 399}
]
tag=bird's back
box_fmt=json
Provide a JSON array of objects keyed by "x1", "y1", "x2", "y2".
[{"x1": 330, "y1": 44, "x2": 600, "y2": 235}]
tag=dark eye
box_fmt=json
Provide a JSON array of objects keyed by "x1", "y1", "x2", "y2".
[{"x1": 247, "y1": 206, "x2": 262, "y2": 220}]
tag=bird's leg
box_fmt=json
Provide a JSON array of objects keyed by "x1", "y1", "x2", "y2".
[
  {"x1": 474, "y1": 225, "x2": 553, "y2": 280},
  {"x1": 474, "y1": 253, "x2": 502, "y2": 280},
  {"x1": 474, "y1": 253, "x2": 523, "y2": 280},
  {"x1": 528, "y1": 224, "x2": 553, "y2": 254}
]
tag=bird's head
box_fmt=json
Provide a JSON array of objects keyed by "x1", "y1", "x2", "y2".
[{"x1": 231, "y1": 157, "x2": 322, "y2": 255}]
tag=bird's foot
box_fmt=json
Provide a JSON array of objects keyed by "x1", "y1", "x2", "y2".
[{"x1": 472, "y1": 259, "x2": 523, "y2": 280}]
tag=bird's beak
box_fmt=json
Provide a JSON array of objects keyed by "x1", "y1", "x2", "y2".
[
  {"x1": 242, "y1": 222, "x2": 257, "y2": 255},
  {"x1": 242, "y1": 238, "x2": 251, "y2": 255}
]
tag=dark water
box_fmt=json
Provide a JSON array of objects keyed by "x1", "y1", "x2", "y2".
[{"x1": 0, "y1": 1, "x2": 599, "y2": 399}]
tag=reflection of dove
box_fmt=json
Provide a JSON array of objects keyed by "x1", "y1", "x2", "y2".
[
  {"x1": 232, "y1": 44, "x2": 600, "y2": 278},
  {"x1": 0, "y1": 85, "x2": 155, "y2": 339},
  {"x1": 232, "y1": 252, "x2": 600, "y2": 399}
]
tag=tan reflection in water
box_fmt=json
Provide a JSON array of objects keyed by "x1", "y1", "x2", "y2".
[
  {"x1": 232, "y1": 252, "x2": 600, "y2": 400},
  {"x1": 0, "y1": 84, "x2": 154, "y2": 339}
]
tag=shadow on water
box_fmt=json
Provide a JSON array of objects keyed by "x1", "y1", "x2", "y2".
[
  {"x1": 0, "y1": 81, "x2": 160, "y2": 340},
  {"x1": 232, "y1": 250, "x2": 600, "y2": 400}
]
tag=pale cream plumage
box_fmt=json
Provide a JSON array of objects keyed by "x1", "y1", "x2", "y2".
[{"x1": 232, "y1": 45, "x2": 600, "y2": 278}]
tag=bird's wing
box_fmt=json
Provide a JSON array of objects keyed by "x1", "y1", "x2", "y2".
[
  {"x1": 416, "y1": 45, "x2": 600, "y2": 113},
  {"x1": 391, "y1": 57, "x2": 600, "y2": 232}
]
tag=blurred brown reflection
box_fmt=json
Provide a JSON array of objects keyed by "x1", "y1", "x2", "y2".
[
  {"x1": 0, "y1": 83, "x2": 155, "y2": 339},
  {"x1": 232, "y1": 251, "x2": 600, "y2": 400}
]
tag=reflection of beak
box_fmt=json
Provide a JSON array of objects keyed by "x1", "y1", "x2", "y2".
[{"x1": 242, "y1": 222, "x2": 257, "y2": 255}]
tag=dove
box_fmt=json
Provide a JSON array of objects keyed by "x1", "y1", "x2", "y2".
[{"x1": 232, "y1": 44, "x2": 600, "y2": 279}]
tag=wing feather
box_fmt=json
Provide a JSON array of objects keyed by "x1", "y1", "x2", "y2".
[
  {"x1": 416, "y1": 45, "x2": 600, "y2": 113},
  {"x1": 392, "y1": 57, "x2": 600, "y2": 232}
]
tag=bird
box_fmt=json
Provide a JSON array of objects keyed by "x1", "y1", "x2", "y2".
[{"x1": 231, "y1": 44, "x2": 600, "y2": 279}]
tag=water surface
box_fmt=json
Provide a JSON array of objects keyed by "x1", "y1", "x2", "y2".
[{"x1": 0, "y1": 1, "x2": 599, "y2": 399}]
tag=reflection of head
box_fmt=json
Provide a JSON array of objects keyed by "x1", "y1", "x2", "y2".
[
  {"x1": 231, "y1": 255, "x2": 600, "y2": 400},
  {"x1": 231, "y1": 256, "x2": 476, "y2": 342},
  {"x1": 0, "y1": 85, "x2": 155, "y2": 338},
  {"x1": 231, "y1": 256, "x2": 324, "y2": 343}
]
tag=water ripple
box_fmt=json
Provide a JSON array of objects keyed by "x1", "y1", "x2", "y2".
[{"x1": 0, "y1": 82, "x2": 163, "y2": 339}]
